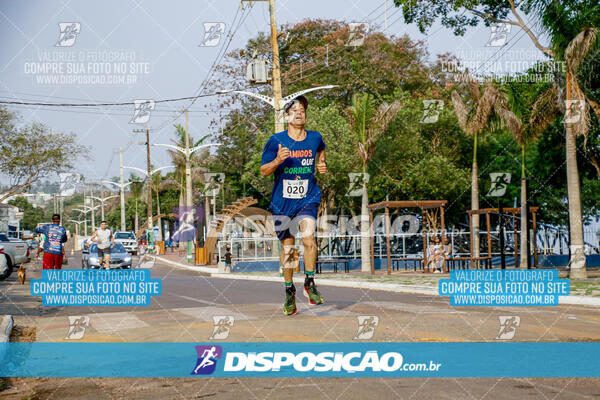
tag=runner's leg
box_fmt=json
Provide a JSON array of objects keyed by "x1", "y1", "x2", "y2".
[
  {"x1": 280, "y1": 237, "x2": 295, "y2": 283},
  {"x1": 299, "y1": 217, "x2": 323, "y2": 305},
  {"x1": 55, "y1": 253, "x2": 63, "y2": 270},
  {"x1": 42, "y1": 252, "x2": 52, "y2": 270},
  {"x1": 299, "y1": 218, "x2": 317, "y2": 273},
  {"x1": 280, "y1": 237, "x2": 297, "y2": 315}
]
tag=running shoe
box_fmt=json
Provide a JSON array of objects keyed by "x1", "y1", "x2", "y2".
[
  {"x1": 283, "y1": 285, "x2": 297, "y2": 316},
  {"x1": 303, "y1": 278, "x2": 324, "y2": 305}
]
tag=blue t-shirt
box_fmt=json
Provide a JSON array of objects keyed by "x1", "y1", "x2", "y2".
[
  {"x1": 35, "y1": 224, "x2": 67, "y2": 255},
  {"x1": 261, "y1": 130, "x2": 326, "y2": 216}
]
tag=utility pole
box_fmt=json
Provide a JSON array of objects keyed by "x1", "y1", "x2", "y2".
[
  {"x1": 268, "y1": 0, "x2": 283, "y2": 132},
  {"x1": 146, "y1": 128, "x2": 154, "y2": 246},
  {"x1": 242, "y1": 0, "x2": 283, "y2": 132},
  {"x1": 119, "y1": 147, "x2": 126, "y2": 231},
  {"x1": 185, "y1": 109, "x2": 193, "y2": 262},
  {"x1": 89, "y1": 185, "x2": 95, "y2": 230}
]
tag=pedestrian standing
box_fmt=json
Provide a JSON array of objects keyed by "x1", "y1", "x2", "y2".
[{"x1": 35, "y1": 214, "x2": 68, "y2": 270}]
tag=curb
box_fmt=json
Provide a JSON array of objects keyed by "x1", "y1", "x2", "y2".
[
  {"x1": 210, "y1": 273, "x2": 437, "y2": 295},
  {"x1": 0, "y1": 315, "x2": 12, "y2": 343},
  {"x1": 153, "y1": 258, "x2": 600, "y2": 306},
  {"x1": 0, "y1": 315, "x2": 13, "y2": 363},
  {"x1": 155, "y1": 256, "x2": 217, "y2": 274},
  {"x1": 209, "y1": 274, "x2": 600, "y2": 306}
]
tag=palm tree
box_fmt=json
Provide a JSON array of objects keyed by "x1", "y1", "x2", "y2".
[
  {"x1": 128, "y1": 176, "x2": 144, "y2": 234},
  {"x1": 347, "y1": 93, "x2": 402, "y2": 272},
  {"x1": 150, "y1": 170, "x2": 165, "y2": 241},
  {"x1": 562, "y1": 28, "x2": 598, "y2": 278},
  {"x1": 168, "y1": 124, "x2": 213, "y2": 192},
  {"x1": 451, "y1": 78, "x2": 506, "y2": 264},
  {"x1": 498, "y1": 83, "x2": 562, "y2": 267}
]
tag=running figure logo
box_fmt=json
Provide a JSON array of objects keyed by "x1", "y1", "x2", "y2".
[
  {"x1": 56, "y1": 22, "x2": 81, "y2": 47},
  {"x1": 346, "y1": 173, "x2": 369, "y2": 197},
  {"x1": 172, "y1": 206, "x2": 197, "y2": 242},
  {"x1": 496, "y1": 316, "x2": 520, "y2": 340},
  {"x1": 564, "y1": 100, "x2": 585, "y2": 124},
  {"x1": 199, "y1": 23, "x2": 226, "y2": 47},
  {"x1": 354, "y1": 315, "x2": 379, "y2": 340},
  {"x1": 420, "y1": 100, "x2": 443, "y2": 124},
  {"x1": 191, "y1": 345, "x2": 223, "y2": 375},
  {"x1": 486, "y1": 22, "x2": 511, "y2": 47},
  {"x1": 209, "y1": 316, "x2": 235, "y2": 340},
  {"x1": 130, "y1": 100, "x2": 155, "y2": 124},
  {"x1": 65, "y1": 316, "x2": 90, "y2": 340},
  {"x1": 346, "y1": 23, "x2": 369, "y2": 47},
  {"x1": 487, "y1": 172, "x2": 511, "y2": 197}
]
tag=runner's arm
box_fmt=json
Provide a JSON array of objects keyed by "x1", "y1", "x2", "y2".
[
  {"x1": 316, "y1": 149, "x2": 327, "y2": 174},
  {"x1": 261, "y1": 144, "x2": 290, "y2": 177}
]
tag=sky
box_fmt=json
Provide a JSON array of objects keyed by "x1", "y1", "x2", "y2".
[{"x1": 0, "y1": 0, "x2": 548, "y2": 184}]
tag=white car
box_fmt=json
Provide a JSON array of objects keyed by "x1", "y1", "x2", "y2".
[
  {"x1": 114, "y1": 231, "x2": 138, "y2": 255},
  {"x1": 0, "y1": 245, "x2": 10, "y2": 281}
]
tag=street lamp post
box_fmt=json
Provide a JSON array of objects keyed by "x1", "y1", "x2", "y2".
[
  {"x1": 216, "y1": 85, "x2": 337, "y2": 132},
  {"x1": 68, "y1": 219, "x2": 87, "y2": 250},
  {"x1": 73, "y1": 205, "x2": 100, "y2": 236},
  {"x1": 119, "y1": 147, "x2": 126, "y2": 231},
  {"x1": 153, "y1": 139, "x2": 221, "y2": 263},
  {"x1": 102, "y1": 180, "x2": 133, "y2": 230},
  {"x1": 90, "y1": 195, "x2": 119, "y2": 221},
  {"x1": 123, "y1": 165, "x2": 174, "y2": 241}
]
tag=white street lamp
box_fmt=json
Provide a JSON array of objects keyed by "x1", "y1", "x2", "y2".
[
  {"x1": 90, "y1": 195, "x2": 119, "y2": 221},
  {"x1": 216, "y1": 85, "x2": 337, "y2": 128},
  {"x1": 152, "y1": 142, "x2": 221, "y2": 262},
  {"x1": 123, "y1": 165, "x2": 175, "y2": 241}
]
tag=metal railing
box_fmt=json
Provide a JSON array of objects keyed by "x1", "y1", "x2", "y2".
[{"x1": 215, "y1": 228, "x2": 600, "y2": 263}]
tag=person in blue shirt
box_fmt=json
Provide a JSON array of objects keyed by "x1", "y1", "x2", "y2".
[
  {"x1": 35, "y1": 213, "x2": 68, "y2": 270},
  {"x1": 261, "y1": 95, "x2": 326, "y2": 315}
]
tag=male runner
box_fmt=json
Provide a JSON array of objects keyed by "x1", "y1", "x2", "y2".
[
  {"x1": 260, "y1": 95, "x2": 327, "y2": 315},
  {"x1": 35, "y1": 214, "x2": 68, "y2": 270},
  {"x1": 91, "y1": 221, "x2": 114, "y2": 269}
]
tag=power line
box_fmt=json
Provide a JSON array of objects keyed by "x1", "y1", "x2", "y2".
[
  {"x1": 0, "y1": 92, "x2": 222, "y2": 107},
  {"x1": 149, "y1": 4, "x2": 253, "y2": 133}
]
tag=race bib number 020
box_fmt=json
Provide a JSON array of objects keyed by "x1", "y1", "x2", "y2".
[{"x1": 283, "y1": 179, "x2": 308, "y2": 199}]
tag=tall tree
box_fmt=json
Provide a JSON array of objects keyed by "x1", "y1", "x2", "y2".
[
  {"x1": 451, "y1": 79, "x2": 506, "y2": 263},
  {"x1": 347, "y1": 93, "x2": 402, "y2": 272},
  {"x1": 0, "y1": 108, "x2": 88, "y2": 202},
  {"x1": 393, "y1": 0, "x2": 599, "y2": 277},
  {"x1": 496, "y1": 82, "x2": 562, "y2": 267}
]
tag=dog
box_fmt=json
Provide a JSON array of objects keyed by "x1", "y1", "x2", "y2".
[{"x1": 17, "y1": 263, "x2": 26, "y2": 285}]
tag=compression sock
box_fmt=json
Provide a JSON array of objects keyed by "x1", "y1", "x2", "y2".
[
  {"x1": 304, "y1": 270, "x2": 315, "y2": 287},
  {"x1": 285, "y1": 281, "x2": 295, "y2": 293}
]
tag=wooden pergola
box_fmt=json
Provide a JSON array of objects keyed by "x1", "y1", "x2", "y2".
[
  {"x1": 466, "y1": 206, "x2": 540, "y2": 268},
  {"x1": 367, "y1": 200, "x2": 448, "y2": 275}
]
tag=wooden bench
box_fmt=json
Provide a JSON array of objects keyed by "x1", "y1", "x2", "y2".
[
  {"x1": 391, "y1": 258, "x2": 423, "y2": 271},
  {"x1": 446, "y1": 256, "x2": 492, "y2": 270},
  {"x1": 316, "y1": 259, "x2": 349, "y2": 273}
]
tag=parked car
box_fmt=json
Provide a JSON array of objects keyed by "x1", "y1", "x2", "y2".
[
  {"x1": 82, "y1": 243, "x2": 132, "y2": 269},
  {"x1": 113, "y1": 231, "x2": 138, "y2": 255},
  {"x1": 0, "y1": 245, "x2": 10, "y2": 281},
  {"x1": 0, "y1": 233, "x2": 30, "y2": 273}
]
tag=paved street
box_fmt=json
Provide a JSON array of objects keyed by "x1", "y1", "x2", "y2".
[
  {"x1": 1, "y1": 254, "x2": 600, "y2": 399},
  {"x1": 2, "y1": 252, "x2": 600, "y2": 343}
]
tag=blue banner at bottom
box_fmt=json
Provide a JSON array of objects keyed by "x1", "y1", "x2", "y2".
[{"x1": 0, "y1": 342, "x2": 598, "y2": 377}]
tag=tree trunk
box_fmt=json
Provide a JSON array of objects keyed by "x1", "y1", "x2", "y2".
[
  {"x1": 471, "y1": 133, "x2": 480, "y2": 266},
  {"x1": 156, "y1": 190, "x2": 162, "y2": 242},
  {"x1": 360, "y1": 168, "x2": 371, "y2": 272},
  {"x1": 178, "y1": 189, "x2": 186, "y2": 250},
  {"x1": 520, "y1": 144, "x2": 528, "y2": 268},
  {"x1": 566, "y1": 126, "x2": 587, "y2": 278}
]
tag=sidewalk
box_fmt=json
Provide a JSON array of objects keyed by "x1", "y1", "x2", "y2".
[{"x1": 156, "y1": 256, "x2": 600, "y2": 306}]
